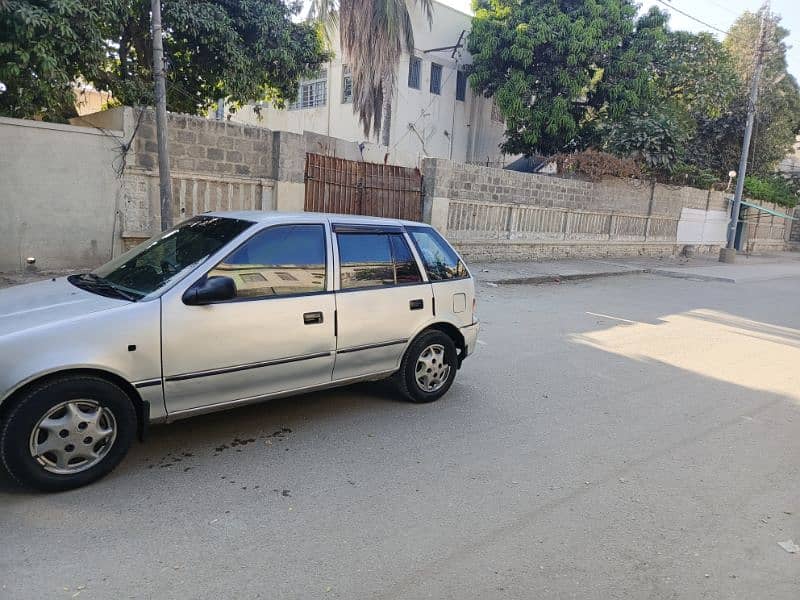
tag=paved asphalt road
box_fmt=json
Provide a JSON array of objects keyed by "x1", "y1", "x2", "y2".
[{"x1": 1, "y1": 272, "x2": 799, "y2": 599}]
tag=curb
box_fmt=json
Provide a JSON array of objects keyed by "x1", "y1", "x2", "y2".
[
  {"x1": 482, "y1": 267, "x2": 740, "y2": 286},
  {"x1": 483, "y1": 269, "x2": 647, "y2": 286}
]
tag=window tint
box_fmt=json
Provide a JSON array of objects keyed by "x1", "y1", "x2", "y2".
[
  {"x1": 92, "y1": 216, "x2": 252, "y2": 298},
  {"x1": 456, "y1": 70, "x2": 467, "y2": 101},
  {"x1": 430, "y1": 63, "x2": 442, "y2": 95},
  {"x1": 208, "y1": 225, "x2": 326, "y2": 298},
  {"x1": 338, "y1": 233, "x2": 422, "y2": 289},
  {"x1": 390, "y1": 234, "x2": 422, "y2": 284},
  {"x1": 407, "y1": 226, "x2": 468, "y2": 281},
  {"x1": 408, "y1": 57, "x2": 421, "y2": 89}
]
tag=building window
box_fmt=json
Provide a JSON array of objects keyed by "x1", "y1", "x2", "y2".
[
  {"x1": 208, "y1": 225, "x2": 327, "y2": 298},
  {"x1": 337, "y1": 233, "x2": 422, "y2": 290},
  {"x1": 289, "y1": 70, "x2": 327, "y2": 110},
  {"x1": 342, "y1": 65, "x2": 353, "y2": 104},
  {"x1": 408, "y1": 56, "x2": 421, "y2": 90},
  {"x1": 430, "y1": 63, "x2": 442, "y2": 95},
  {"x1": 491, "y1": 99, "x2": 503, "y2": 123},
  {"x1": 456, "y1": 70, "x2": 467, "y2": 102}
]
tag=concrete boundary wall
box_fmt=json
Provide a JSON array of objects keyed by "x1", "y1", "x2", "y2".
[
  {"x1": 1, "y1": 109, "x2": 795, "y2": 272},
  {"x1": 0, "y1": 117, "x2": 124, "y2": 271},
  {"x1": 421, "y1": 158, "x2": 792, "y2": 261}
]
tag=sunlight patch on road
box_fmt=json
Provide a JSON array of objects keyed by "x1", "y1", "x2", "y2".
[{"x1": 573, "y1": 309, "x2": 800, "y2": 403}]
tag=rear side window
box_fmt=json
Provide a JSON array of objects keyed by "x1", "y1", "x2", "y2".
[
  {"x1": 208, "y1": 224, "x2": 326, "y2": 298},
  {"x1": 406, "y1": 226, "x2": 468, "y2": 281},
  {"x1": 338, "y1": 232, "x2": 422, "y2": 289}
]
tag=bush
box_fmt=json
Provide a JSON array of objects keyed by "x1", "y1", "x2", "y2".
[
  {"x1": 664, "y1": 163, "x2": 721, "y2": 189},
  {"x1": 552, "y1": 150, "x2": 642, "y2": 181},
  {"x1": 743, "y1": 175, "x2": 799, "y2": 207}
]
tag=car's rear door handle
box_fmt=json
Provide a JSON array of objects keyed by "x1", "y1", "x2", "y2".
[
  {"x1": 303, "y1": 311, "x2": 324, "y2": 325},
  {"x1": 409, "y1": 299, "x2": 424, "y2": 311}
]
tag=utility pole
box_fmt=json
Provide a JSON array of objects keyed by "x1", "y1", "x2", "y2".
[
  {"x1": 721, "y1": 1, "x2": 770, "y2": 262},
  {"x1": 151, "y1": 0, "x2": 173, "y2": 231}
]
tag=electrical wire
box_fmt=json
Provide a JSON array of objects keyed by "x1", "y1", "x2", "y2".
[{"x1": 651, "y1": 0, "x2": 730, "y2": 35}]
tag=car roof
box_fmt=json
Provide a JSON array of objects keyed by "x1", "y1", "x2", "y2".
[{"x1": 204, "y1": 210, "x2": 428, "y2": 229}]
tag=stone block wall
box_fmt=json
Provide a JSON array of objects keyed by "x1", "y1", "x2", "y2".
[{"x1": 420, "y1": 158, "x2": 785, "y2": 261}]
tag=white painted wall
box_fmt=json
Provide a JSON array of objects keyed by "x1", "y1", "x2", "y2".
[
  {"x1": 676, "y1": 208, "x2": 730, "y2": 245},
  {"x1": 0, "y1": 117, "x2": 124, "y2": 272},
  {"x1": 225, "y1": 0, "x2": 509, "y2": 168}
]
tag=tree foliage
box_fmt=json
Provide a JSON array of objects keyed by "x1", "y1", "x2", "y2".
[
  {"x1": 469, "y1": 2, "x2": 800, "y2": 185},
  {"x1": 604, "y1": 110, "x2": 689, "y2": 173},
  {"x1": 683, "y1": 11, "x2": 800, "y2": 179},
  {"x1": 468, "y1": 1, "x2": 667, "y2": 155},
  {"x1": 0, "y1": 0, "x2": 329, "y2": 120},
  {"x1": 650, "y1": 30, "x2": 740, "y2": 119},
  {"x1": 743, "y1": 173, "x2": 799, "y2": 207},
  {"x1": 0, "y1": 0, "x2": 108, "y2": 119}
]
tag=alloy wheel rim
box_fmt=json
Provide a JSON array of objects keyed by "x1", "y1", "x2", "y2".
[
  {"x1": 415, "y1": 344, "x2": 450, "y2": 392},
  {"x1": 28, "y1": 400, "x2": 117, "y2": 475}
]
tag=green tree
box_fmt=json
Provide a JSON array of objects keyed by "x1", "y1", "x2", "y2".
[
  {"x1": 604, "y1": 110, "x2": 689, "y2": 173},
  {"x1": 0, "y1": 0, "x2": 109, "y2": 120},
  {"x1": 0, "y1": 0, "x2": 329, "y2": 121},
  {"x1": 687, "y1": 10, "x2": 800, "y2": 177},
  {"x1": 651, "y1": 30, "x2": 740, "y2": 119},
  {"x1": 467, "y1": 1, "x2": 667, "y2": 156},
  {"x1": 308, "y1": 0, "x2": 432, "y2": 145},
  {"x1": 602, "y1": 29, "x2": 741, "y2": 177}
]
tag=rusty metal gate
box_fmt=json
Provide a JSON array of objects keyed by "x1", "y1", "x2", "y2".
[{"x1": 304, "y1": 153, "x2": 424, "y2": 221}]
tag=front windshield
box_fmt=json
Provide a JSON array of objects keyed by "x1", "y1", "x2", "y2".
[{"x1": 91, "y1": 216, "x2": 253, "y2": 299}]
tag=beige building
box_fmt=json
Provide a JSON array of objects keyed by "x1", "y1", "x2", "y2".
[{"x1": 222, "y1": 1, "x2": 508, "y2": 168}]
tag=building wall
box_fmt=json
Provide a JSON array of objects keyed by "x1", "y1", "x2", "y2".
[
  {"x1": 0, "y1": 117, "x2": 123, "y2": 271},
  {"x1": 224, "y1": 1, "x2": 508, "y2": 169}
]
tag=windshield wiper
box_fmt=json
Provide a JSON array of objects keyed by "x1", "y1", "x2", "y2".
[{"x1": 69, "y1": 274, "x2": 141, "y2": 302}]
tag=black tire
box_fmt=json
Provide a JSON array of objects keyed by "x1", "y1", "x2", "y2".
[
  {"x1": 0, "y1": 375, "x2": 136, "y2": 492},
  {"x1": 396, "y1": 329, "x2": 458, "y2": 403}
]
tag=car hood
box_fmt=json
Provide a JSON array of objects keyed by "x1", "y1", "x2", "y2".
[{"x1": 0, "y1": 277, "x2": 129, "y2": 337}]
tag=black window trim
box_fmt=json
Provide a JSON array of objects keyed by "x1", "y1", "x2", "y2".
[
  {"x1": 335, "y1": 230, "x2": 426, "y2": 293},
  {"x1": 332, "y1": 223, "x2": 404, "y2": 234},
  {"x1": 187, "y1": 222, "x2": 331, "y2": 304}
]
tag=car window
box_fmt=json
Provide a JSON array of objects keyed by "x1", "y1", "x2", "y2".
[
  {"x1": 207, "y1": 224, "x2": 327, "y2": 298},
  {"x1": 406, "y1": 226, "x2": 468, "y2": 281},
  {"x1": 338, "y1": 232, "x2": 422, "y2": 289},
  {"x1": 390, "y1": 234, "x2": 423, "y2": 284},
  {"x1": 91, "y1": 216, "x2": 253, "y2": 299}
]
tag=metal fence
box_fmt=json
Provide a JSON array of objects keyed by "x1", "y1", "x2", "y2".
[{"x1": 446, "y1": 199, "x2": 679, "y2": 243}]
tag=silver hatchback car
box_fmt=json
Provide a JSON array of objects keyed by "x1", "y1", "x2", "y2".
[{"x1": 0, "y1": 212, "x2": 478, "y2": 491}]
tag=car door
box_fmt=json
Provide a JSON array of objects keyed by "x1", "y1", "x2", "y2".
[
  {"x1": 332, "y1": 226, "x2": 433, "y2": 381},
  {"x1": 160, "y1": 222, "x2": 336, "y2": 415}
]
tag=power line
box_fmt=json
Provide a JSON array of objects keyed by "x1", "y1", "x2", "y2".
[{"x1": 651, "y1": 0, "x2": 730, "y2": 35}]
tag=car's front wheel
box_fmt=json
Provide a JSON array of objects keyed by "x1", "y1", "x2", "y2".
[
  {"x1": 396, "y1": 329, "x2": 458, "y2": 403},
  {"x1": 0, "y1": 375, "x2": 136, "y2": 492}
]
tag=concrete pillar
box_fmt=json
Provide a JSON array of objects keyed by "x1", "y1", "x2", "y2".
[
  {"x1": 274, "y1": 181, "x2": 305, "y2": 213},
  {"x1": 423, "y1": 196, "x2": 449, "y2": 232}
]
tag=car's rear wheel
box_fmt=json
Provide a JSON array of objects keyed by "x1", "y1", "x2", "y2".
[
  {"x1": 396, "y1": 330, "x2": 458, "y2": 403},
  {"x1": 0, "y1": 375, "x2": 136, "y2": 492}
]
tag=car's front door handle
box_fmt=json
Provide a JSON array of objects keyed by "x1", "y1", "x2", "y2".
[
  {"x1": 409, "y1": 299, "x2": 424, "y2": 311},
  {"x1": 303, "y1": 311, "x2": 324, "y2": 325}
]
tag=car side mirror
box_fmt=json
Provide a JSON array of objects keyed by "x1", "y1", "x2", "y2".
[{"x1": 183, "y1": 276, "x2": 236, "y2": 306}]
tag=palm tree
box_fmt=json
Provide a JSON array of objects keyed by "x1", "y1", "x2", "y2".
[{"x1": 309, "y1": 0, "x2": 432, "y2": 147}]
